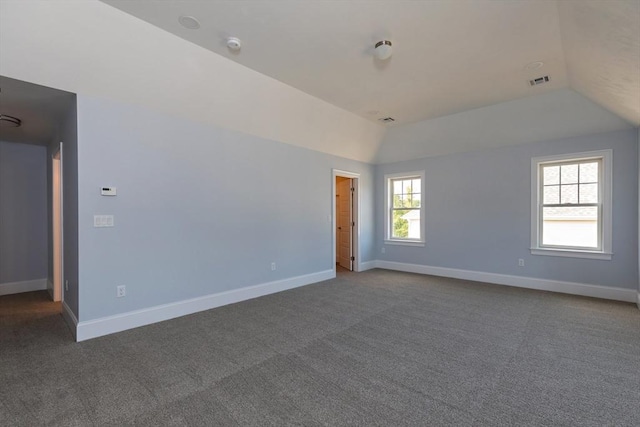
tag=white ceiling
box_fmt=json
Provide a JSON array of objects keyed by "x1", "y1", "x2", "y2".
[
  {"x1": 558, "y1": 0, "x2": 640, "y2": 125},
  {"x1": 101, "y1": 0, "x2": 638, "y2": 127},
  {"x1": 0, "y1": 76, "x2": 75, "y2": 146}
]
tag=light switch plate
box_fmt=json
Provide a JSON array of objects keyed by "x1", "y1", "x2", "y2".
[{"x1": 94, "y1": 215, "x2": 114, "y2": 227}]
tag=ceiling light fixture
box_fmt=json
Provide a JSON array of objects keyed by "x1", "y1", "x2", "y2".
[
  {"x1": 226, "y1": 37, "x2": 242, "y2": 51},
  {"x1": 0, "y1": 114, "x2": 21, "y2": 127},
  {"x1": 178, "y1": 15, "x2": 200, "y2": 29},
  {"x1": 374, "y1": 40, "x2": 393, "y2": 60}
]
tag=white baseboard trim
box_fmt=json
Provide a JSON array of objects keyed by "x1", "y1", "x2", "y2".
[
  {"x1": 0, "y1": 278, "x2": 47, "y2": 296},
  {"x1": 375, "y1": 261, "x2": 637, "y2": 303},
  {"x1": 359, "y1": 261, "x2": 377, "y2": 272},
  {"x1": 62, "y1": 301, "x2": 78, "y2": 341},
  {"x1": 75, "y1": 269, "x2": 335, "y2": 342}
]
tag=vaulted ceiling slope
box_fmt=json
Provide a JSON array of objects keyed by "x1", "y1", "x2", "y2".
[
  {"x1": 102, "y1": 0, "x2": 639, "y2": 130},
  {"x1": 1, "y1": 1, "x2": 637, "y2": 164},
  {"x1": 559, "y1": 0, "x2": 639, "y2": 126},
  {"x1": 376, "y1": 88, "x2": 632, "y2": 164},
  {"x1": 0, "y1": 0, "x2": 385, "y2": 163}
]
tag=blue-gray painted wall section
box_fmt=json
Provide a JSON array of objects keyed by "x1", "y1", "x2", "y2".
[
  {"x1": 375, "y1": 129, "x2": 638, "y2": 290},
  {"x1": 71, "y1": 95, "x2": 638, "y2": 322},
  {"x1": 0, "y1": 141, "x2": 48, "y2": 284},
  {"x1": 76, "y1": 95, "x2": 374, "y2": 321}
]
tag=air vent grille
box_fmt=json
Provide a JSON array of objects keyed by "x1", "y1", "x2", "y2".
[
  {"x1": 529, "y1": 75, "x2": 550, "y2": 86},
  {"x1": 378, "y1": 117, "x2": 395, "y2": 123}
]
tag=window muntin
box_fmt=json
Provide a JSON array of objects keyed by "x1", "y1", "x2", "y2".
[{"x1": 385, "y1": 172, "x2": 425, "y2": 245}]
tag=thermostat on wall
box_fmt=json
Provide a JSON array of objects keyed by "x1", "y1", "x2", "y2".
[{"x1": 101, "y1": 187, "x2": 117, "y2": 196}]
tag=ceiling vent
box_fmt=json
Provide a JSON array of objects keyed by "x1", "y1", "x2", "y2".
[
  {"x1": 378, "y1": 117, "x2": 395, "y2": 123},
  {"x1": 529, "y1": 75, "x2": 550, "y2": 87}
]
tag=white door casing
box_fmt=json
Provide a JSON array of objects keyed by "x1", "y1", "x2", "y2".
[
  {"x1": 332, "y1": 169, "x2": 360, "y2": 273},
  {"x1": 52, "y1": 145, "x2": 63, "y2": 302}
]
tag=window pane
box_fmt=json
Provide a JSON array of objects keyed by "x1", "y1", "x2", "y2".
[
  {"x1": 560, "y1": 164, "x2": 578, "y2": 184},
  {"x1": 388, "y1": 175, "x2": 423, "y2": 241},
  {"x1": 392, "y1": 193, "x2": 403, "y2": 208},
  {"x1": 543, "y1": 166, "x2": 560, "y2": 185},
  {"x1": 403, "y1": 180, "x2": 413, "y2": 194},
  {"x1": 542, "y1": 206, "x2": 598, "y2": 248},
  {"x1": 543, "y1": 186, "x2": 559, "y2": 204},
  {"x1": 392, "y1": 209, "x2": 420, "y2": 239},
  {"x1": 392, "y1": 210, "x2": 409, "y2": 238},
  {"x1": 579, "y1": 183, "x2": 598, "y2": 203},
  {"x1": 406, "y1": 210, "x2": 420, "y2": 239},
  {"x1": 580, "y1": 162, "x2": 598, "y2": 183},
  {"x1": 560, "y1": 184, "x2": 578, "y2": 204},
  {"x1": 412, "y1": 179, "x2": 421, "y2": 194},
  {"x1": 393, "y1": 180, "x2": 402, "y2": 195}
]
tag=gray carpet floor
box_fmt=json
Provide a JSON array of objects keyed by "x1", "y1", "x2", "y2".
[{"x1": 1, "y1": 269, "x2": 639, "y2": 426}]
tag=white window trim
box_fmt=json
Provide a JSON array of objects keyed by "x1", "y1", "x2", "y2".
[
  {"x1": 530, "y1": 149, "x2": 613, "y2": 260},
  {"x1": 384, "y1": 171, "x2": 425, "y2": 247}
]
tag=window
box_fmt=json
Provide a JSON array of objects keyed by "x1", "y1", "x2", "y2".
[
  {"x1": 531, "y1": 150, "x2": 612, "y2": 260},
  {"x1": 385, "y1": 171, "x2": 425, "y2": 245}
]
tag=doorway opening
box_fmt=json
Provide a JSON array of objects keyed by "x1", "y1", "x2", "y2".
[{"x1": 332, "y1": 169, "x2": 360, "y2": 273}]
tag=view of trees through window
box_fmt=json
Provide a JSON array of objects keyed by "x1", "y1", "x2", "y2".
[{"x1": 391, "y1": 177, "x2": 421, "y2": 239}]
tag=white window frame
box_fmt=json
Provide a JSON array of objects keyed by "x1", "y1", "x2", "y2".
[
  {"x1": 530, "y1": 149, "x2": 612, "y2": 260},
  {"x1": 384, "y1": 171, "x2": 425, "y2": 247}
]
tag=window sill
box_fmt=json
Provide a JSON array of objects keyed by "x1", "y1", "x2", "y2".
[
  {"x1": 530, "y1": 248, "x2": 612, "y2": 260},
  {"x1": 385, "y1": 239, "x2": 425, "y2": 247}
]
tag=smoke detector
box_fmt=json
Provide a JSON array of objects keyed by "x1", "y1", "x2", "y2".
[
  {"x1": 226, "y1": 37, "x2": 242, "y2": 51},
  {"x1": 374, "y1": 40, "x2": 393, "y2": 60}
]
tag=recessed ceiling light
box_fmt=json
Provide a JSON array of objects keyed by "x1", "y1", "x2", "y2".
[
  {"x1": 525, "y1": 61, "x2": 544, "y2": 71},
  {"x1": 178, "y1": 15, "x2": 200, "y2": 30}
]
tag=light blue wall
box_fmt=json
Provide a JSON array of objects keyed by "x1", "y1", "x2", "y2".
[
  {"x1": 376, "y1": 129, "x2": 638, "y2": 290},
  {"x1": 75, "y1": 95, "x2": 374, "y2": 321},
  {"x1": 64, "y1": 96, "x2": 640, "y2": 323},
  {"x1": 0, "y1": 141, "x2": 48, "y2": 284}
]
